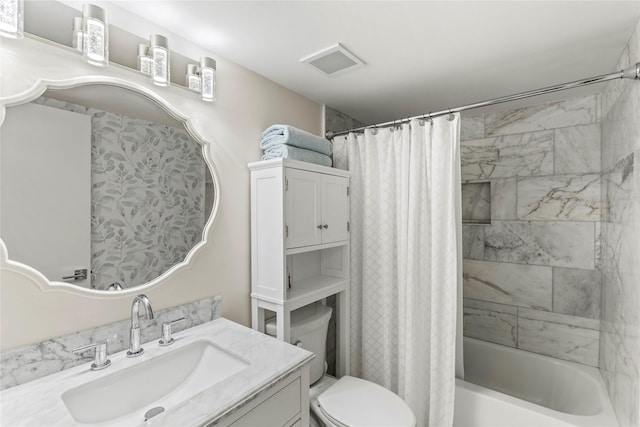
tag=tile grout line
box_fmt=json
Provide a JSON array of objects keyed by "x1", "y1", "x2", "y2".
[
  {"x1": 516, "y1": 305, "x2": 519, "y2": 349},
  {"x1": 551, "y1": 267, "x2": 555, "y2": 313}
]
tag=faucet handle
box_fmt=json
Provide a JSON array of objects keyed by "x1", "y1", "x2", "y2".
[
  {"x1": 72, "y1": 339, "x2": 111, "y2": 371},
  {"x1": 159, "y1": 317, "x2": 185, "y2": 346}
]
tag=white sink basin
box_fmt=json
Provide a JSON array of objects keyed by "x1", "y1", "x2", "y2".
[
  {"x1": 1, "y1": 319, "x2": 314, "y2": 427},
  {"x1": 61, "y1": 340, "x2": 249, "y2": 425}
]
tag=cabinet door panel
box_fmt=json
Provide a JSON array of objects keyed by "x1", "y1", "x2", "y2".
[
  {"x1": 321, "y1": 175, "x2": 349, "y2": 244},
  {"x1": 230, "y1": 377, "x2": 301, "y2": 427},
  {"x1": 286, "y1": 169, "x2": 321, "y2": 248}
]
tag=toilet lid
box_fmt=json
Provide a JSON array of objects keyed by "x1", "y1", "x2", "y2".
[{"x1": 317, "y1": 376, "x2": 416, "y2": 427}]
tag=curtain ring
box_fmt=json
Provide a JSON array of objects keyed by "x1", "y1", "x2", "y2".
[
  {"x1": 371, "y1": 125, "x2": 378, "y2": 135},
  {"x1": 447, "y1": 109, "x2": 455, "y2": 121}
]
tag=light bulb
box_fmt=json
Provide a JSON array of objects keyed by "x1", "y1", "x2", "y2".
[
  {"x1": 0, "y1": 0, "x2": 24, "y2": 39},
  {"x1": 137, "y1": 44, "x2": 152, "y2": 75},
  {"x1": 72, "y1": 17, "x2": 83, "y2": 51},
  {"x1": 199, "y1": 57, "x2": 216, "y2": 102},
  {"x1": 81, "y1": 4, "x2": 108, "y2": 67},
  {"x1": 149, "y1": 34, "x2": 170, "y2": 87},
  {"x1": 186, "y1": 64, "x2": 200, "y2": 92}
]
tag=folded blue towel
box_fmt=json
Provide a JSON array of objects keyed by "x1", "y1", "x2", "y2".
[
  {"x1": 262, "y1": 145, "x2": 333, "y2": 167},
  {"x1": 260, "y1": 125, "x2": 333, "y2": 156}
]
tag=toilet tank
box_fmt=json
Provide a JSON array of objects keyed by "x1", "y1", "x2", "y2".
[{"x1": 265, "y1": 303, "x2": 332, "y2": 384}]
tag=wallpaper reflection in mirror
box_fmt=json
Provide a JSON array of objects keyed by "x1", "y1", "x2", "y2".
[{"x1": 34, "y1": 97, "x2": 211, "y2": 290}]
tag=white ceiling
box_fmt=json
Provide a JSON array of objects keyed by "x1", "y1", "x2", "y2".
[{"x1": 113, "y1": 1, "x2": 639, "y2": 125}]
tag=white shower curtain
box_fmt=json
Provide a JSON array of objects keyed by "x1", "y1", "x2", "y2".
[{"x1": 333, "y1": 116, "x2": 462, "y2": 427}]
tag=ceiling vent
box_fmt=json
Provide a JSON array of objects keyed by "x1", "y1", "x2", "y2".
[{"x1": 301, "y1": 43, "x2": 365, "y2": 77}]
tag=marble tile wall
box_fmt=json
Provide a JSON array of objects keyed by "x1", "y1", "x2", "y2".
[
  {"x1": 599, "y1": 17, "x2": 640, "y2": 427},
  {"x1": 324, "y1": 105, "x2": 366, "y2": 135},
  {"x1": 323, "y1": 105, "x2": 366, "y2": 376},
  {"x1": 461, "y1": 94, "x2": 602, "y2": 367},
  {"x1": 461, "y1": 182, "x2": 491, "y2": 223},
  {"x1": 0, "y1": 296, "x2": 221, "y2": 390}
]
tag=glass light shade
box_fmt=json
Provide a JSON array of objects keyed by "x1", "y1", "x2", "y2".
[
  {"x1": 186, "y1": 64, "x2": 200, "y2": 92},
  {"x1": 81, "y1": 4, "x2": 108, "y2": 67},
  {"x1": 137, "y1": 43, "x2": 152, "y2": 75},
  {"x1": 0, "y1": 0, "x2": 24, "y2": 39},
  {"x1": 72, "y1": 17, "x2": 83, "y2": 51},
  {"x1": 150, "y1": 34, "x2": 170, "y2": 87},
  {"x1": 199, "y1": 57, "x2": 216, "y2": 102}
]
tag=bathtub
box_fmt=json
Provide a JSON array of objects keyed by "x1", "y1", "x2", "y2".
[{"x1": 453, "y1": 337, "x2": 618, "y2": 426}]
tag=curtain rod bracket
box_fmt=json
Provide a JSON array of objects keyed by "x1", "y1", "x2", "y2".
[{"x1": 621, "y1": 62, "x2": 640, "y2": 80}]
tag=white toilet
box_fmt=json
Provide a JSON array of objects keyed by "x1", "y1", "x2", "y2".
[{"x1": 266, "y1": 303, "x2": 416, "y2": 427}]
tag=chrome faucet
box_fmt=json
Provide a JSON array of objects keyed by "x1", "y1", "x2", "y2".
[{"x1": 127, "y1": 294, "x2": 154, "y2": 357}]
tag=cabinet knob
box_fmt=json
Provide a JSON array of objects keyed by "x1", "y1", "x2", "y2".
[
  {"x1": 317, "y1": 225, "x2": 323, "y2": 230},
  {"x1": 323, "y1": 224, "x2": 328, "y2": 229}
]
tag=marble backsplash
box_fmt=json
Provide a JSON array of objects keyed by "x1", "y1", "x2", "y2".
[
  {"x1": 460, "y1": 94, "x2": 603, "y2": 368},
  {"x1": 0, "y1": 296, "x2": 221, "y2": 390}
]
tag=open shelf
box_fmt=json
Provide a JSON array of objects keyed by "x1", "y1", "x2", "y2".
[
  {"x1": 285, "y1": 240, "x2": 348, "y2": 255},
  {"x1": 286, "y1": 275, "x2": 348, "y2": 311}
]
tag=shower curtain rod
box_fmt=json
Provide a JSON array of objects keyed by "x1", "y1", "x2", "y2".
[{"x1": 325, "y1": 62, "x2": 640, "y2": 139}]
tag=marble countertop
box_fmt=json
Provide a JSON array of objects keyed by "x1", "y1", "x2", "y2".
[{"x1": 0, "y1": 318, "x2": 314, "y2": 427}]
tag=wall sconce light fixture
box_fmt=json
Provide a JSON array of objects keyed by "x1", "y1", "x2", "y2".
[
  {"x1": 186, "y1": 64, "x2": 200, "y2": 92},
  {"x1": 137, "y1": 43, "x2": 152, "y2": 75},
  {"x1": 0, "y1": 0, "x2": 24, "y2": 39},
  {"x1": 149, "y1": 34, "x2": 170, "y2": 86},
  {"x1": 72, "y1": 17, "x2": 83, "y2": 51},
  {"x1": 185, "y1": 57, "x2": 217, "y2": 102},
  {"x1": 199, "y1": 57, "x2": 216, "y2": 102},
  {"x1": 82, "y1": 4, "x2": 108, "y2": 66}
]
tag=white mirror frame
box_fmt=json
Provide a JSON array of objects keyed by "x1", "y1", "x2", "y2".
[{"x1": 0, "y1": 34, "x2": 221, "y2": 298}]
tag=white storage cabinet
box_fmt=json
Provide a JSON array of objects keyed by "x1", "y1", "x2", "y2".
[{"x1": 249, "y1": 158, "x2": 351, "y2": 376}]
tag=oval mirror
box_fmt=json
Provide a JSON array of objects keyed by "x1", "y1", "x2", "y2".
[{"x1": 0, "y1": 84, "x2": 215, "y2": 292}]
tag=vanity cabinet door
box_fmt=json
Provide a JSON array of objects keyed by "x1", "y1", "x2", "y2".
[{"x1": 230, "y1": 376, "x2": 302, "y2": 427}]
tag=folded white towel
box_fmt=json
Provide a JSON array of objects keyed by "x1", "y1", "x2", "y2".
[
  {"x1": 262, "y1": 145, "x2": 332, "y2": 167},
  {"x1": 260, "y1": 124, "x2": 333, "y2": 156}
]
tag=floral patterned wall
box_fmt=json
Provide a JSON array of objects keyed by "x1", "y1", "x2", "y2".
[{"x1": 35, "y1": 97, "x2": 206, "y2": 290}]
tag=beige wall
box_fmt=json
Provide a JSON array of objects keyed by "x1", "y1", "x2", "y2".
[{"x1": 0, "y1": 6, "x2": 322, "y2": 350}]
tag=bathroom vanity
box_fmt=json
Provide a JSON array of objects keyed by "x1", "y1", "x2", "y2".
[{"x1": 0, "y1": 319, "x2": 313, "y2": 426}]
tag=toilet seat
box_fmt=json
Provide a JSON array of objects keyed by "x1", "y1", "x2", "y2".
[{"x1": 313, "y1": 376, "x2": 416, "y2": 427}]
